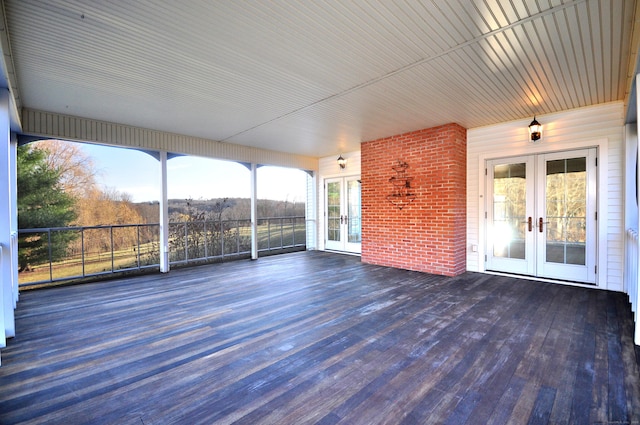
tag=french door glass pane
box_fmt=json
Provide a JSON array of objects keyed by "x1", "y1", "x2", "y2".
[
  {"x1": 347, "y1": 179, "x2": 361, "y2": 243},
  {"x1": 545, "y1": 158, "x2": 586, "y2": 265},
  {"x1": 493, "y1": 163, "x2": 526, "y2": 259},
  {"x1": 327, "y1": 182, "x2": 341, "y2": 242}
]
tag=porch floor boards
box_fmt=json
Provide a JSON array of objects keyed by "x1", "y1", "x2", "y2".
[{"x1": 0, "y1": 251, "x2": 639, "y2": 424}]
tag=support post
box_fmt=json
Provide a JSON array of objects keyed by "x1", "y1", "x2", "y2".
[
  {"x1": 9, "y1": 134, "x2": 17, "y2": 307},
  {"x1": 250, "y1": 163, "x2": 258, "y2": 260},
  {"x1": 305, "y1": 170, "x2": 317, "y2": 250},
  {"x1": 159, "y1": 151, "x2": 170, "y2": 272},
  {"x1": 636, "y1": 74, "x2": 640, "y2": 344},
  {"x1": 0, "y1": 89, "x2": 14, "y2": 357}
]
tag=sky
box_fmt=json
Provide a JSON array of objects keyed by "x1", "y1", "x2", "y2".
[{"x1": 78, "y1": 143, "x2": 308, "y2": 203}]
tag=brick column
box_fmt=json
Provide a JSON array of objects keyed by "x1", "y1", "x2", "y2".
[{"x1": 361, "y1": 123, "x2": 467, "y2": 276}]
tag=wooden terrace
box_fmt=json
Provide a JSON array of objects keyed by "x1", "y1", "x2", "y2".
[{"x1": 0, "y1": 251, "x2": 639, "y2": 424}]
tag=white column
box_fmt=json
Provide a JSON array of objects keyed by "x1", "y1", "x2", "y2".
[
  {"x1": 159, "y1": 151, "x2": 170, "y2": 273},
  {"x1": 636, "y1": 74, "x2": 640, "y2": 344},
  {"x1": 305, "y1": 170, "x2": 317, "y2": 250},
  {"x1": 0, "y1": 89, "x2": 14, "y2": 355},
  {"x1": 10, "y1": 134, "x2": 17, "y2": 306},
  {"x1": 250, "y1": 163, "x2": 258, "y2": 260}
]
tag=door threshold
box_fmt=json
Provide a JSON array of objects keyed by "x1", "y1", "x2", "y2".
[
  {"x1": 324, "y1": 249, "x2": 361, "y2": 257},
  {"x1": 483, "y1": 270, "x2": 598, "y2": 289}
]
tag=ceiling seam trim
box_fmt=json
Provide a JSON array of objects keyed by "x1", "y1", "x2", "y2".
[{"x1": 219, "y1": 0, "x2": 587, "y2": 142}]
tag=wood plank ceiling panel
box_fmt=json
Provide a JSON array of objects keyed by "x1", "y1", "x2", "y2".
[{"x1": 3, "y1": 0, "x2": 637, "y2": 158}]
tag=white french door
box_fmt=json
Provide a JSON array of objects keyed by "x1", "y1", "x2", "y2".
[
  {"x1": 325, "y1": 176, "x2": 361, "y2": 253},
  {"x1": 486, "y1": 149, "x2": 597, "y2": 283}
]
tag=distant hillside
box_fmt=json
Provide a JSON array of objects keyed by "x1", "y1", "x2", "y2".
[{"x1": 133, "y1": 197, "x2": 305, "y2": 223}]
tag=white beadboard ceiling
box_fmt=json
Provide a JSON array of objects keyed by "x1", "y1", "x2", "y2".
[{"x1": 1, "y1": 0, "x2": 638, "y2": 158}]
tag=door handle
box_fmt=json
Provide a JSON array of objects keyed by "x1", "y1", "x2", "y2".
[{"x1": 538, "y1": 217, "x2": 550, "y2": 232}]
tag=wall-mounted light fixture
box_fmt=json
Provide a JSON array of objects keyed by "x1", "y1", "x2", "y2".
[
  {"x1": 528, "y1": 116, "x2": 542, "y2": 142},
  {"x1": 337, "y1": 155, "x2": 347, "y2": 169}
]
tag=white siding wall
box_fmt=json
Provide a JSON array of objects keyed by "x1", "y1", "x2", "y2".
[
  {"x1": 467, "y1": 102, "x2": 625, "y2": 291},
  {"x1": 317, "y1": 151, "x2": 361, "y2": 251}
]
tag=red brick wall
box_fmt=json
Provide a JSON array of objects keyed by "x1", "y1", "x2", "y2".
[{"x1": 361, "y1": 123, "x2": 467, "y2": 276}]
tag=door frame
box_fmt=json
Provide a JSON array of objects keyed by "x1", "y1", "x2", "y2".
[
  {"x1": 477, "y1": 138, "x2": 609, "y2": 288},
  {"x1": 485, "y1": 149, "x2": 597, "y2": 283},
  {"x1": 323, "y1": 175, "x2": 362, "y2": 254}
]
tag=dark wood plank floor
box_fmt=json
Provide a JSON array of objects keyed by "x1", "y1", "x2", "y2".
[{"x1": 1, "y1": 251, "x2": 639, "y2": 424}]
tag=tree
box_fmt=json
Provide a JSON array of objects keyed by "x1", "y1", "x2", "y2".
[
  {"x1": 17, "y1": 144, "x2": 78, "y2": 271},
  {"x1": 36, "y1": 139, "x2": 98, "y2": 197},
  {"x1": 70, "y1": 186, "x2": 149, "y2": 256},
  {"x1": 169, "y1": 198, "x2": 216, "y2": 260}
]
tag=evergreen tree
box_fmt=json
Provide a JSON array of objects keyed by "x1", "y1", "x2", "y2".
[{"x1": 17, "y1": 144, "x2": 78, "y2": 271}]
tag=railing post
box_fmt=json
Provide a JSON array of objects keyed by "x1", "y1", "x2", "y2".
[
  {"x1": 184, "y1": 223, "x2": 188, "y2": 261},
  {"x1": 110, "y1": 226, "x2": 115, "y2": 273},
  {"x1": 10, "y1": 233, "x2": 17, "y2": 306},
  {"x1": 48, "y1": 229, "x2": 53, "y2": 282},
  {"x1": 267, "y1": 219, "x2": 271, "y2": 250},
  {"x1": 81, "y1": 228, "x2": 85, "y2": 277},
  {"x1": 221, "y1": 219, "x2": 225, "y2": 259},
  {"x1": 204, "y1": 220, "x2": 208, "y2": 259},
  {"x1": 136, "y1": 225, "x2": 141, "y2": 269},
  {"x1": 280, "y1": 217, "x2": 284, "y2": 248},
  {"x1": 236, "y1": 220, "x2": 240, "y2": 254}
]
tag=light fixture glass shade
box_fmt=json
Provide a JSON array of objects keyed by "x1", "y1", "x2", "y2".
[
  {"x1": 337, "y1": 155, "x2": 346, "y2": 169},
  {"x1": 529, "y1": 117, "x2": 542, "y2": 142}
]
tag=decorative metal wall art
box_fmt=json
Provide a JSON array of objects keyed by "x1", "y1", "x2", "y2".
[{"x1": 387, "y1": 160, "x2": 416, "y2": 210}]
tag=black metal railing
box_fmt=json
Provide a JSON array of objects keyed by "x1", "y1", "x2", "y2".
[{"x1": 18, "y1": 216, "x2": 306, "y2": 286}]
